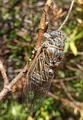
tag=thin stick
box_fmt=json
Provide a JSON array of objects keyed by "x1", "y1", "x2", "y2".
[
  {"x1": 60, "y1": 81, "x2": 75, "y2": 101},
  {"x1": 58, "y1": 0, "x2": 75, "y2": 30},
  {"x1": 52, "y1": 75, "x2": 80, "y2": 83},
  {"x1": 0, "y1": 62, "x2": 28, "y2": 101},
  {"x1": 38, "y1": 86, "x2": 83, "y2": 114},
  {"x1": 60, "y1": 81, "x2": 83, "y2": 107},
  {"x1": 47, "y1": 90, "x2": 83, "y2": 114},
  {"x1": 35, "y1": 0, "x2": 52, "y2": 49},
  {"x1": 0, "y1": 60, "x2": 9, "y2": 85}
]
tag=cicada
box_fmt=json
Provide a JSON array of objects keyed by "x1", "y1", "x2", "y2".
[{"x1": 23, "y1": 30, "x2": 66, "y2": 113}]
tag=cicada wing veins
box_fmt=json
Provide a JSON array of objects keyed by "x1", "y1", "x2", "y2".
[
  {"x1": 24, "y1": 81, "x2": 50, "y2": 113},
  {"x1": 23, "y1": 49, "x2": 54, "y2": 113}
]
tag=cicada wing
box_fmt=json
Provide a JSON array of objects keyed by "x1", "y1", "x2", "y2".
[
  {"x1": 23, "y1": 49, "x2": 54, "y2": 113},
  {"x1": 23, "y1": 78, "x2": 51, "y2": 113}
]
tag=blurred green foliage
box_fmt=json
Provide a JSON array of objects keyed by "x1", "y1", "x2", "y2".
[
  {"x1": 0, "y1": 0, "x2": 83, "y2": 120},
  {"x1": 0, "y1": 100, "x2": 28, "y2": 120}
]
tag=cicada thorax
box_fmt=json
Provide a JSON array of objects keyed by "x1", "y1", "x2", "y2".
[
  {"x1": 23, "y1": 30, "x2": 66, "y2": 113},
  {"x1": 43, "y1": 30, "x2": 66, "y2": 67}
]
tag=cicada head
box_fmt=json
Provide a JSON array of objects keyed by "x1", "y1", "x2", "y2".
[
  {"x1": 44, "y1": 30, "x2": 66, "y2": 48},
  {"x1": 43, "y1": 30, "x2": 66, "y2": 67}
]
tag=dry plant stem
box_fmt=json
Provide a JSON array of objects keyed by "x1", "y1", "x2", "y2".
[
  {"x1": 0, "y1": 63, "x2": 28, "y2": 101},
  {"x1": 35, "y1": 0, "x2": 52, "y2": 49},
  {"x1": 51, "y1": 83, "x2": 83, "y2": 107},
  {"x1": 70, "y1": 60, "x2": 83, "y2": 71},
  {"x1": 47, "y1": 91, "x2": 83, "y2": 114},
  {"x1": 58, "y1": 0, "x2": 75, "y2": 30},
  {"x1": 60, "y1": 81, "x2": 76, "y2": 101},
  {"x1": 53, "y1": 80, "x2": 83, "y2": 107},
  {"x1": 53, "y1": 75, "x2": 80, "y2": 83},
  {"x1": 61, "y1": 81, "x2": 73, "y2": 100},
  {"x1": 69, "y1": 52, "x2": 83, "y2": 55},
  {"x1": 54, "y1": 80, "x2": 83, "y2": 107},
  {"x1": 66, "y1": 65, "x2": 77, "y2": 71},
  {"x1": 77, "y1": 52, "x2": 83, "y2": 55},
  {"x1": 75, "y1": 63, "x2": 83, "y2": 71},
  {"x1": 0, "y1": 60, "x2": 9, "y2": 85}
]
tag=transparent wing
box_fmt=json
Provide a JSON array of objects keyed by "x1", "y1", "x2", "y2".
[
  {"x1": 24, "y1": 81, "x2": 50, "y2": 113},
  {"x1": 23, "y1": 49, "x2": 54, "y2": 113}
]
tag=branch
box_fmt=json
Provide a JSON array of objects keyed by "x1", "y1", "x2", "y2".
[
  {"x1": 53, "y1": 79, "x2": 83, "y2": 108},
  {"x1": 66, "y1": 65, "x2": 77, "y2": 71},
  {"x1": 52, "y1": 75, "x2": 80, "y2": 83},
  {"x1": 60, "y1": 81, "x2": 76, "y2": 101},
  {"x1": 70, "y1": 60, "x2": 83, "y2": 71},
  {"x1": 0, "y1": 60, "x2": 9, "y2": 85},
  {"x1": 0, "y1": 61, "x2": 28, "y2": 101},
  {"x1": 47, "y1": 90, "x2": 83, "y2": 114},
  {"x1": 35, "y1": 0, "x2": 52, "y2": 49}
]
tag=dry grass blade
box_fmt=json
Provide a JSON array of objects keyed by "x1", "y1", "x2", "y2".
[{"x1": 58, "y1": 0, "x2": 75, "y2": 30}]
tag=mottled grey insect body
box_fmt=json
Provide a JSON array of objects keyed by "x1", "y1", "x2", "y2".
[
  {"x1": 23, "y1": 30, "x2": 66, "y2": 113},
  {"x1": 43, "y1": 30, "x2": 66, "y2": 67},
  {"x1": 44, "y1": 30, "x2": 66, "y2": 47}
]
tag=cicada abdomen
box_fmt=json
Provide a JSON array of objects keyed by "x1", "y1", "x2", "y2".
[{"x1": 23, "y1": 30, "x2": 66, "y2": 113}]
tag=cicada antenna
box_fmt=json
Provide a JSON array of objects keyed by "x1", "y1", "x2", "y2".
[{"x1": 58, "y1": 0, "x2": 75, "y2": 30}]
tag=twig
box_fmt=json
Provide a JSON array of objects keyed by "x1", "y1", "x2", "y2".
[
  {"x1": 76, "y1": 52, "x2": 83, "y2": 55},
  {"x1": 76, "y1": 63, "x2": 83, "y2": 71},
  {"x1": 60, "y1": 81, "x2": 76, "y2": 101},
  {"x1": 13, "y1": 38, "x2": 33, "y2": 47},
  {"x1": 52, "y1": 75, "x2": 80, "y2": 83},
  {"x1": 0, "y1": 62, "x2": 28, "y2": 101},
  {"x1": 70, "y1": 60, "x2": 83, "y2": 71},
  {"x1": 58, "y1": 0, "x2": 75, "y2": 30},
  {"x1": 47, "y1": 90, "x2": 83, "y2": 114},
  {"x1": 53, "y1": 82, "x2": 83, "y2": 107},
  {"x1": 66, "y1": 65, "x2": 77, "y2": 71},
  {"x1": 53, "y1": 83, "x2": 62, "y2": 89},
  {"x1": 69, "y1": 51, "x2": 83, "y2": 55},
  {"x1": 53, "y1": 78, "x2": 83, "y2": 107},
  {"x1": 0, "y1": 60, "x2": 9, "y2": 85},
  {"x1": 35, "y1": 0, "x2": 52, "y2": 49}
]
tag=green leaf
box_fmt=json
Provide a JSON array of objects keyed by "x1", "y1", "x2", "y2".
[
  {"x1": 9, "y1": 54, "x2": 16, "y2": 58},
  {"x1": 64, "y1": 42, "x2": 70, "y2": 52},
  {"x1": 3, "y1": 13, "x2": 9, "y2": 20},
  {"x1": 23, "y1": 36, "x2": 31, "y2": 42},
  {"x1": 74, "y1": 31, "x2": 83, "y2": 41},
  {"x1": 7, "y1": 45, "x2": 18, "y2": 49},
  {"x1": 69, "y1": 42, "x2": 78, "y2": 55}
]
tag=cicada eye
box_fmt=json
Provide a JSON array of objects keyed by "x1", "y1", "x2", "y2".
[{"x1": 50, "y1": 31, "x2": 58, "y2": 38}]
